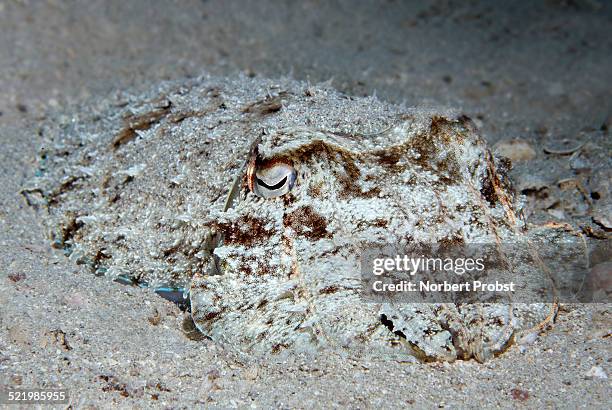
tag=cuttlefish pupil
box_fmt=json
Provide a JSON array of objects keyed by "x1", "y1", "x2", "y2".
[
  {"x1": 248, "y1": 159, "x2": 297, "y2": 198},
  {"x1": 256, "y1": 176, "x2": 287, "y2": 191}
]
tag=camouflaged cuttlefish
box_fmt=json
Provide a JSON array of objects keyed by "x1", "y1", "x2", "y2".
[{"x1": 24, "y1": 74, "x2": 569, "y2": 362}]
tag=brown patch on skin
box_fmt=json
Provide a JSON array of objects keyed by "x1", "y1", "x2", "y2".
[
  {"x1": 281, "y1": 234, "x2": 292, "y2": 254},
  {"x1": 271, "y1": 343, "x2": 289, "y2": 354},
  {"x1": 92, "y1": 248, "x2": 111, "y2": 270},
  {"x1": 373, "y1": 218, "x2": 388, "y2": 227},
  {"x1": 437, "y1": 235, "x2": 465, "y2": 250},
  {"x1": 370, "y1": 116, "x2": 465, "y2": 182},
  {"x1": 403, "y1": 117, "x2": 462, "y2": 185},
  {"x1": 286, "y1": 140, "x2": 390, "y2": 198},
  {"x1": 216, "y1": 216, "x2": 273, "y2": 246},
  {"x1": 310, "y1": 149, "x2": 377, "y2": 198},
  {"x1": 283, "y1": 206, "x2": 330, "y2": 240},
  {"x1": 243, "y1": 92, "x2": 287, "y2": 115},
  {"x1": 435, "y1": 156, "x2": 461, "y2": 185},
  {"x1": 353, "y1": 186, "x2": 381, "y2": 198},
  {"x1": 111, "y1": 102, "x2": 172, "y2": 149},
  {"x1": 240, "y1": 263, "x2": 253, "y2": 276},
  {"x1": 308, "y1": 183, "x2": 322, "y2": 197},
  {"x1": 281, "y1": 140, "x2": 366, "y2": 198},
  {"x1": 168, "y1": 107, "x2": 215, "y2": 124},
  {"x1": 282, "y1": 193, "x2": 297, "y2": 206},
  {"x1": 202, "y1": 310, "x2": 222, "y2": 321},
  {"x1": 238, "y1": 255, "x2": 271, "y2": 276},
  {"x1": 289, "y1": 139, "x2": 338, "y2": 162},
  {"x1": 167, "y1": 87, "x2": 224, "y2": 123},
  {"x1": 429, "y1": 116, "x2": 457, "y2": 145},
  {"x1": 409, "y1": 134, "x2": 438, "y2": 165},
  {"x1": 331, "y1": 152, "x2": 379, "y2": 198},
  {"x1": 318, "y1": 285, "x2": 340, "y2": 294},
  {"x1": 373, "y1": 148, "x2": 402, "y2": 167},
  {"x1": 337, "y1": 153, "x2": 360, "y2": 186},
  {"x1": 162, "y1": 242, "x2": 182, "y2": 257}
]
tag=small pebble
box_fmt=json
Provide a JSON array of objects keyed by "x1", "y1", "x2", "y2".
[
  {"x1": 585, "y1": 366, "x2": 607, "y2": 379},
  {"x1": 585, "y1": 366, "x2": 608, "y2": 379},
  {"x1": 493, "y1": 139, "x2": 536, "y2": 161},
  {"x1": 591, "y1": 204, "x2": 611, "y2": 229}
]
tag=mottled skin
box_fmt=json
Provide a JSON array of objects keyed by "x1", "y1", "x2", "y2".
[
  {"x1": 25, "y1": 74, "x2": 556, "y2": 362},
  {"x1": 189, "y1": 117, "x2": 551, "y2": 362}
]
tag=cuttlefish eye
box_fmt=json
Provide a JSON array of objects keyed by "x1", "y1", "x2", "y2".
[{"x1": 248, "y1": 159, "x2": 297, "y2": 198}]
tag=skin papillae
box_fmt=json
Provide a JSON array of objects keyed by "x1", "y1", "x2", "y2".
[{"x1": 25, "y1": 74, "x2": 566, "y2": 362}]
